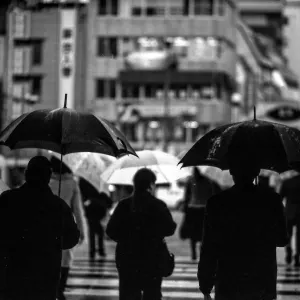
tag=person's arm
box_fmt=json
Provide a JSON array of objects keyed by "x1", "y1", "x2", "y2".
[
  {"x1": 61, "y1": 199, "x2": 80, "y2": 250},
  {"x1": 278, "y1": 181, "x2": 286, "y2": 202},
  {"x1": 106, "y1": 202, "x2": 124, "y2": 242},
  {"x1": 273, "y1": 193, "x2": 289, "y2": 247},
  {"x1": 160, "y1": 202, "x2": 177, "y2": 237},
  {"x1": 198, "y1": 196, "x2": 218, "y2": 296},
  {"x1": 71, "y1": 181, "x2": 87, "y2": 244}
]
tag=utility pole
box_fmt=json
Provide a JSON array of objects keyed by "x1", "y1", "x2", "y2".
[{"x1": 163, "y1": 69, "x2": 171, "y2": 152}]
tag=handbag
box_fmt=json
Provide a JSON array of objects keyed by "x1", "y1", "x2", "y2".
[{"x1": 159, "y1": 239, "x2": 175, "y2": 277}]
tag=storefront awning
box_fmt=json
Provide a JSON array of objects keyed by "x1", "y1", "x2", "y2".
[{"x1": 118, "y1": 70, "x2": 236, "y2": 91}]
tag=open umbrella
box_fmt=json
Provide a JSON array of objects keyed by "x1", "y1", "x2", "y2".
[
  {"x1": 0, "y1": 94, "x2": 137, "y2": 195},
  {"x1": 49, "y1": 151, "x2": 115, "y2": 193},
  {"x1": 198, "y1": 166, "x2": 234, "y2": 188},
  {"x1": 0, "y1": 179, "x2": 9, "y2": 194},
  {"x1": 179, "y1": 113, "x2": 300, "y2": 173},
  {"x1": 101, "y1": 150, "x2": 189, "y2": 185}
]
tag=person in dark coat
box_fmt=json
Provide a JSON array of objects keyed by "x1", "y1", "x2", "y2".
[
  {"x1": 85, "y1": 192, "x2": 112, "y2": 258},
  {"x1": 0, "y1": 156, "x2": 80, "y2": 300},
  {"x1": 106, "y1": 168, "x2": 176, "y2": 300},
  {"x1": 279, "y1": 167, "x2": 300, "y2": 266},
  {"x1": 79, "y1": 178, "x2": 113, "y2": 259},
  {"x1": 198, "y1": 155, "x2": 288, "y2": 300},
  {"x1": 181, "y1": 167, "x2": 221, "y2": 260}
]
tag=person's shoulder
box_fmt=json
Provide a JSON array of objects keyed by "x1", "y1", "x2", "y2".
[
  {"x1": 151, "y1": 194, "x2": 169, "y2": 208},
  {"x1": 115, "y1": 196, "x2": 132, "y2": 208},
  {"x1": 256, "y1": 185, "x2": 281, "y2": 201},
  {"x1": 0, "y1": 188, "x2": 18, "y2": 201}
]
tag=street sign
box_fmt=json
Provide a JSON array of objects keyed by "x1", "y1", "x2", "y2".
[{"x1": 266, "y1": 105, "x2": 300, "y2": 122}]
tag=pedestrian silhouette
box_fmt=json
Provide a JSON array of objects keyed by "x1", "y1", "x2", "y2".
[
  {"x1": 49, "y1": 156, "x2": 87, "y2": 300},
  {"x1": 198, "y1": 154, "x2": 288, "y2": 300},
  {"x1": 180, "y1": 167, "x2": 221, "y2": 260},
  {"x1": 106, "y1": 168, "x2": 176, "y2": 300},
  {"x1": 79, "y1": 177, "x2": 113, "y2": 259},
  {"x1": 279, "y1": 165, "x2": 300, "y2": 266},
  {"x1": 0, "y1": 156, "x2": 80, "y2": 300}
]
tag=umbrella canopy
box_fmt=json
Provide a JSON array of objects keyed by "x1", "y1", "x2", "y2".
[
  {"x1": 179, "y1": 119, "x2": 300, "y2": 173},
  {"x1": 197, "y1": 166, "x2": 234, "y2": 188},
  {"x1": 0, "y1": 107, "x2": 137, "y2": 157},
  {"x1": 0, "y1": 179, "x2": 9, "y2": 194},
  {"x1": 49, "y1": 151, "x2": 116, "y2": 193},
  {"x1": 101, "y1": 150, "x2": 190, "y2": 185}
]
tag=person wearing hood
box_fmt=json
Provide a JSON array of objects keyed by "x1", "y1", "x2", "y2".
[
  {"x1": 49, "y1": 157, "x2": 87, "y2": 300},
  {"x1": 0, "y1": 156, "x2": 80, "y2": 300}
]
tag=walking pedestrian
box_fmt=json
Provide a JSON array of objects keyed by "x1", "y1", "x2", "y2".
[
  {"x1": 198, "y1": 154, "x2": 288, "y2": 300},
  {"x1": 106, "y1": 168, "x2": 176, "y2": 300},
  {"x1": 279, "y1": 165, "x2": 300, "y2": 266},
  {"x1": 49, "y1": 157, "x2": 87, "y2": 300},
  {"x1": 79, "y1": 177, "x2": 113, "y2": 259},
  {"x1": 0, "y1": 156, "x2": 80, "y2": 300},
  {"x1": 180, "y1": 167, "x2": 221, "y2": 260}
]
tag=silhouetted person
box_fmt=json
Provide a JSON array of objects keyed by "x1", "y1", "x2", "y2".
[
  {"x1": 49, "y1": 157, "x2": 86, "y2": 300},
  {"x1": 79, "y1": 178, "x2": 112, "y2": 259},
  {"x1": 181, "y1": 167, "x2": 221, "y2": 260},
  {"x1": 279, "y1": 167, "x2": 300, "y2": 266},
  {"x1": 0, "y1": 156, "x2": 80, "y2": 300},
  {"x1": 198, "y1": 156, "x2": 288, "y2": 300},
  {"x1": 106, "y1": 168, "x2": 176, "y2": 300}
]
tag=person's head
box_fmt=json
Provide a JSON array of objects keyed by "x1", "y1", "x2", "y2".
[
  {"x1": 50, "y1": 156, "x2": 72, "y2": 175},
  {"x1": 228, "y1": 154, "x2": 260, "y2": 185},
  {"x1": 133, "y1": 168, "x2": 157, "y2": 194},
  {"x1": 25, "y1": 156, "x2": 52, "y2": 186}
]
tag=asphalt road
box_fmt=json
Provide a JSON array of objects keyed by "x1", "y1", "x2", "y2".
[{"x1": 67, "y1": 211, "x2": 300, "y2": 300}]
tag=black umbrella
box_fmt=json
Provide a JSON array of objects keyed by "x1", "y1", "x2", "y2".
[
  {"x1": 0, "y1": 94, "x2": 137, "y2": 195},
  {"x1": 179, "y1": 109, "x2": 300, "y2": 173}
]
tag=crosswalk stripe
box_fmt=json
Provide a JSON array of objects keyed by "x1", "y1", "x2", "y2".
[{"x1": 66, "y1": 258, "x2": 300, "y2": 299}]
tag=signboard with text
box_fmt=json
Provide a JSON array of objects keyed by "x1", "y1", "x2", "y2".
[{"x1": 59, "y1": 9, "x2": 77, "y2": 109}]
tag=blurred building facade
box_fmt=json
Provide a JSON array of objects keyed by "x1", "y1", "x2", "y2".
[
  {"x1": 85, "y1": 0, "x2": 237, "y2": 153},
  {"x1": 284, "y1": 0, "x2": 300, "y2": 96},
  {"x1": 1, "y1": 0, "x2": 300, "y2": 157},
  {"x1": 237, "y1": 0, "x2": 300, "y2": 126}
]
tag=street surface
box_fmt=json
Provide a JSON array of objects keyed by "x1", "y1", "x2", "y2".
[{"x1": 67, "y1": 211, "x2": 300, "y2": 300}]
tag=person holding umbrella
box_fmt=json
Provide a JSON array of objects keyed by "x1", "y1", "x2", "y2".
[
  {"x1": 279, "y1": 164, "x2": 300, "y2": 267},
  {"x1": 49, "y1": 156, "x2": 87, "y2": 300},
  {"x1": 180, "y1": 167, "x2": 221, "y2": 261},
  {"x1": 197, "y1": 151, "x2": 288, "y2": 300},
  {"x1": 79, "y1": 178, "x2": 112, "y2": 259},
  {"x1": 0, "y1": 156, "x2": 80, "y2": 300}
]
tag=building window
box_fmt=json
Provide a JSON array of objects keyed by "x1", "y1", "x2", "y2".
[
  {"x1": 98, "y1": 0, "x2": 119, "y2": 16},
  {"x1": 31, "y1": 77, "x2": 42, "y2": 96},
  {"x1": 194, "y1": 0, "x2": 213, "y2": 15},
  {"x1": 96, "y1": 79, "x2": 105, "y2": 98},
  {"x1": 32, "y1": 42, "x2": 42, "y2": 66},
  {"x1": 107, "y1": 79, "x2": 116, "y2": 98},
  {"x1": 97, "y1": 37, "x2": 118, "y2": 57},
  {"x1": 96, "y1": 78, "x2": 116, "y2": 99},
  {"x1": 122, "y1": 84, "x2": 139, "y2": 98}
]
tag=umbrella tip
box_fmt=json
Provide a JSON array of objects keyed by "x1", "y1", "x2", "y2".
[{"x1": 64, "y1": 94, "x2": 68, "y2": 108}]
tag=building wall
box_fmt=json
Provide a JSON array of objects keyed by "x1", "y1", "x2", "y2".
[
  {"x1": 86, "y1": 0, "x2": 238, "y2": 123},
  {"x1": 284, "y1": 1, "x2": 300, "y2": 91},
  {"x1": 4, "y1": 4, "x2": 87, "y2": 127},
  {"x1": 30, "y1": 9, "x2": 60, "y2": 110}
]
